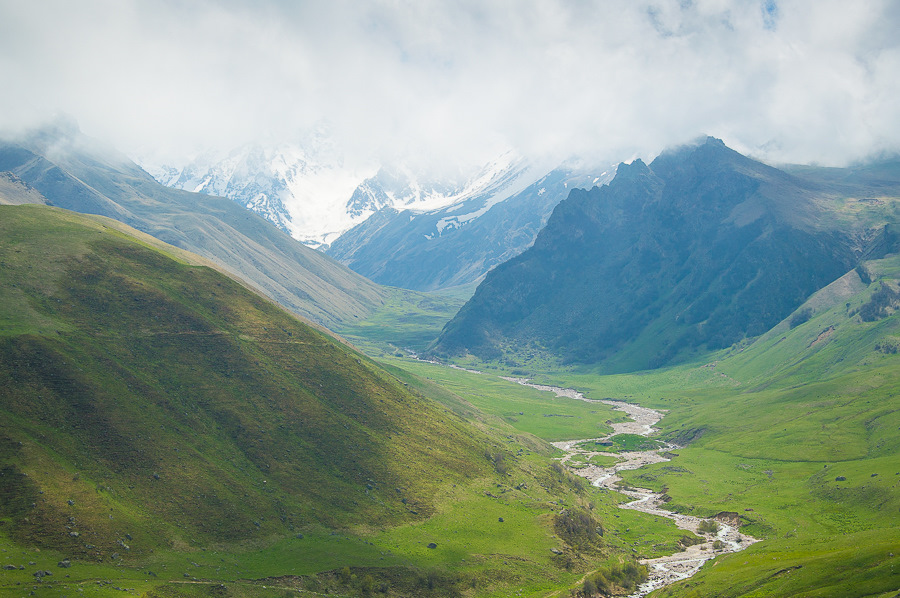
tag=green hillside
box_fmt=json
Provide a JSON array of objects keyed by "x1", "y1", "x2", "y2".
[
  {"x1": 514, "y1": 256, "x2": 900, "y2": 597},
  {"x1": 0, "y1": 204, "x2": 496, "y2": 545},
  {"x1": 0, "y1": 123, "x2": 386, "y2": 329},
  {"x1": 0, "y1": 205, "x2": 663, "y2": 598}
]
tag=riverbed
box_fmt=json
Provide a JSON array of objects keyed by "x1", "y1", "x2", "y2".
[{"x1": 504, "y1": 378, "x2": 759, "y2": 597}]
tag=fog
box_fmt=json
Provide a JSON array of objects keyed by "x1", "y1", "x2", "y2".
[{"x1": 2, "y1": 0, "x2": 898, "y2": 171}]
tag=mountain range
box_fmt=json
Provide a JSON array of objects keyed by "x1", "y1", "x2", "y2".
[
  {"x1": 432, "y1": 137, "x2": 900, "y2": 372},
  {"x1": 0, "y1": 121, "x2": 384, "y2": 329},
  {"x1": 143, "y1": 141, "x2": 616, "y2": 291}
]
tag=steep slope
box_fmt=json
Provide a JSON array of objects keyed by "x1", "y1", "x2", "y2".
[
  {"x1": 433, "y1": 137, "x2": 900, "y2": 372},
  {"x1": 328, "y1": 165, "x2": 615, "y2": 291},
  {"x1": 0, "y1": 204, "x2": 492, "y2": 560},
  {"x1": 618, "y1": 256, "x2": 900, "y2": 598},
  {"x1": 0, "y1": 121, "x2": 386, "y2": 329}
]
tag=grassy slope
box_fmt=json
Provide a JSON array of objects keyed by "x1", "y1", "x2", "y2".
[
  {"x1": 515, "y1": 257, "x2": 900, "y2": 597},
  {"x1": 0, "y1": 205, "x2": 666, "y2": 598},
  {"x1": 344, "y1": 252, "x2": 900, "y2": 596},
  {"x1": 335, "y1": 284, "x2": 474, "y2": 356},
  {"x1": 0, "y1": 129, "x2": 386, "y2": 329}
]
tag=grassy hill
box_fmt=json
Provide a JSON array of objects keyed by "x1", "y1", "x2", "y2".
[
  {"x1": 511, "y1": 255, "x2": 900, "y2": 597},
  {"x1": 0, "y1": 204, "x2": 496, "y2": 549},
  {"x1": 0, "y1": 205, "x2": 664, "y2": 598},
  {"x1": 0, "y1": 122, "x2": 386, "y2": 329}
]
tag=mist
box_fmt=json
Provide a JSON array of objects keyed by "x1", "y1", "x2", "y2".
[{"x1": 1, "y1": 0, "x2": 898, "y2": 171}]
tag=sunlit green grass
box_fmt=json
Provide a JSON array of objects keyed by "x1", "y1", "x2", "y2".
[{"x1": 374, "y1": 356, "x2": 619, "y2": 441}]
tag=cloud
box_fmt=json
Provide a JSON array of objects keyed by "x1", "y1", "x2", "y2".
[{"x1": 1, "y1": 0, "x2": 898, "y2": 169}]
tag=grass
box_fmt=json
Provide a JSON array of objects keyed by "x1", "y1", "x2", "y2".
[
  {"x1": 338, "y1": 252, "x2": 900, "y2": 596},
  {"x1": 0, "y1": 205, "x2": 690, "y2": 598},
  {"x1": 336, "y1": 286, "x2": 471, "y2": 355},
  {"x1": 372, "y1": 357, "x2": 620, "y2": 441},
  {"x1": 525, "y1": 257, "x2": 900, "y2": 596}
]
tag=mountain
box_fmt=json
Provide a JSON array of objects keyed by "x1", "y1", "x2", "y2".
[
  {"x1": 432, "y1": 137, "x2": 900, "y2": 372},
  {"x1": 138, "y1": 132, "x2": 473, "y2": 250},
  {"x1": 144, "y1": 140, "x2": 616, "y2": 292},
  {"x1": 142, "y1": 131, "x2": 375, "y2": 248},
  {"x1": 0, "y1": 203, "x2": 493, "y2": 559},
  {"x1": 0, "y1": 121, "x2": 386, "y2": 329},
  {"x1": 327, "y1": 161, "x2": 616, "y2": 291}
]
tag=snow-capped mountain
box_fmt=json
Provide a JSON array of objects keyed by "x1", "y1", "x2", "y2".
[
  {"x1": 140, "y1": 132, "x2": 373, "y2": 248},
  {"x1": 139, "y1": 134, "x2": 615, "y2": 291},
  {"x1": 139, "y1": 139, "x2": 543, "y2": 250},
  {"x1": 327, "y1": 161, "x2": 617, "y2": 291}
]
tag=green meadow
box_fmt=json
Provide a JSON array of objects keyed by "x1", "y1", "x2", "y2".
[
  {"x1": 339, "y1": 253, "x2": 900, "y2": 597},
  {"x1": 0, "y1": 206, "x2": 692, "y2": 598}
]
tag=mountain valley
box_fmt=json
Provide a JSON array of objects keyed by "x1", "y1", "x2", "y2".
[
  {"x1": 432, "y1": 137, "x2": 900, "y2": 372},
  {"x1": 1, "y1": 131, "x2": 899, "y2": 598}
]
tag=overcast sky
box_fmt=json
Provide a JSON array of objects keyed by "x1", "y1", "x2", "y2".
[{"x1": 1, "y1": 0, "x2": 898, "y2": 171}]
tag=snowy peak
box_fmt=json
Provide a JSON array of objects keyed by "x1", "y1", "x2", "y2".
[
  {"x1": 140, "y1": 133, "x2": 608, "y2": 254},
  {"x1": 139, "y1": 139, "x2": 375, "y2": 249}
]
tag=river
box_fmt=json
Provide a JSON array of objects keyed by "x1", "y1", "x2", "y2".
[{"x1": 502, "y1": 378, "x2": 759, "y2": 597}]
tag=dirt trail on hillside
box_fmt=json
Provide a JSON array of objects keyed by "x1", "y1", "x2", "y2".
[{"x1": 506, "y1": 379, "x2": 759, "y2": 597}]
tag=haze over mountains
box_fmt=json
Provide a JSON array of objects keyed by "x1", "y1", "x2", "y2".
[
  {"x1": 433, "y1": 137, "x2": 900, "y2": 372},
  {"x1": 0, "y1": 121, "x2": 385, "y2": 329},
  {"x1": 2, "y1": 123, "x2": 900, "y2": 597},
  {"x1": 143, "y1": 141, "x2": 616, "y2": 291}
]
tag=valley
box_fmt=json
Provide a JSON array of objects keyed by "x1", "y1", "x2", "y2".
[
  {"x1": 506, "y1": 379, "x2": 759, "y2": 595},
  {"x1": 1, "y1": 131, "x2": 899, "y2": 597}
]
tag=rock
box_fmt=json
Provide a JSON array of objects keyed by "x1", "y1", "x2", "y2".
[
  {"x1": 33, "y1": 570, "x2": 52, "y2": 579},
  {"x1": 57, "y1": 560, "x2": 71, "y2": 568},
  {"x1": 498, "y1": 517, "x2": 504, "y2": 522},
  {"x1": 2, "y1": 564, "x2": 17, "y2": 570},
  {"x1": 835, "y1": 476, "x2": 847, "y2": 481},
  {"x1": 67, "y1": 500, "x2": 74, "y2": 506},
  {"x1": 550, "y1": 548, "x2": 563, "y2": 555},
  {"x1": 714, "y1": 511, "x2": 741, "y2": 527},
  {"x1": 295, "y1": 533, "x2": 304, "y2": 539},
  {"x1": 427, "y1": 543, "x2": 437, "y2": 549},
  {"x1": 69, "y1": 531, "x2": 80, "y2": 537}
]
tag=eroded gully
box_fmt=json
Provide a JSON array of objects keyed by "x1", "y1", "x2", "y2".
[{"x1": 502, "y1": 378, "x2": 759, "y2": 597}]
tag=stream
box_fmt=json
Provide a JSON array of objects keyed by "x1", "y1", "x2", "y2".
[{"x1": 502, "y1": 378, "x2": 759, "y2": 597}]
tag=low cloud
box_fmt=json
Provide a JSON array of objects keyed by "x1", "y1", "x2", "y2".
[{"x1": 1, "y1": 0, "x2": 898, "y2": 169}]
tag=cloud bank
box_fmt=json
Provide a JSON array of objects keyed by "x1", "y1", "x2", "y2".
[{"x1": 1, "y1": 0, "x2": 898, "y2": 169}]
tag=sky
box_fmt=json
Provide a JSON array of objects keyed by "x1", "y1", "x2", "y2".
[{"x1": 1, "y1": 0, "x2": 899, "y2": 172}]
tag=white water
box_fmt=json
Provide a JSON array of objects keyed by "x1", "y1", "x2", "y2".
[{"x1": 504, "y1": 378, "x2": 759, "y2": 597}]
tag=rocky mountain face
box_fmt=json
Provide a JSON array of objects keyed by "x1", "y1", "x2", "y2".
[
  {"x1": 141, "y1": 132, "x2": 373, "y2": 248},
  {"x1": 432, "y1": 138, "x2": 900, "y2": 372},
  {"x1": 327, "y1": 163, "x2": 616, "y2": 291}
]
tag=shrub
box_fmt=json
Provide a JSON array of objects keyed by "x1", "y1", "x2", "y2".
[
  {"x1": 548, "y1": 462, "x2": 586, "y2": 492},
  {"x1": 697, "y1": 520, "x2": 720, "y2": 534},
  {"x1": 555, "y1": 508, "x2": 603, "y2": 552},
  {"x1": 580, "y1": 559, "x2": 648, "y2": 596},
  {"x1": 789, "y1": 307, "x2": 813, "y2": 328},
  {"x1": 485, "y1": 449, "x2": 510, "y2": 475},
  {"x1": 859, "y1": 282, "x2": 900, "y2": 322}
]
